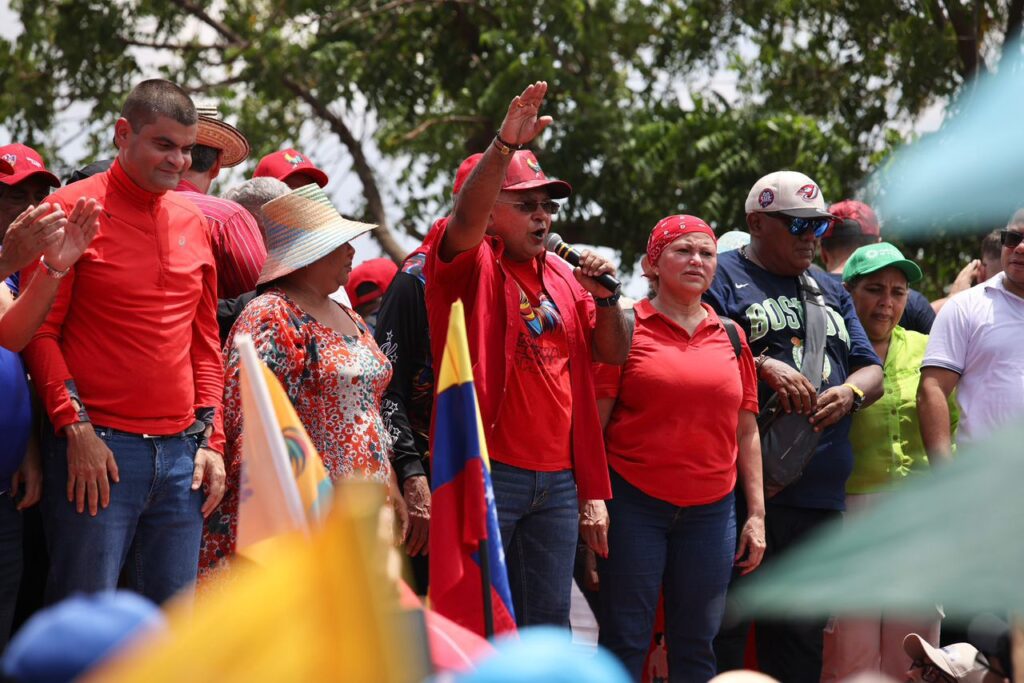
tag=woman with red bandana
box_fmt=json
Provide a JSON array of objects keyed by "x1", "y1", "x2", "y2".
[{"x1": 594, "y1": 216, "x2": 766, "y2": 681}]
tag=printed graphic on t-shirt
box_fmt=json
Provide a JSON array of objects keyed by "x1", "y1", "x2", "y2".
[
  {"x1": 514, "y1": 291, "x2": 564, "y2": 372},
  {"x1": 518, "y1": 289, "x2": 562, "y2": 337}
]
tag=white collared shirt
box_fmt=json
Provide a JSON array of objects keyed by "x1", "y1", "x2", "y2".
[{"x1": 923, "y1": 272, "x2": 1024, "y2": 445}]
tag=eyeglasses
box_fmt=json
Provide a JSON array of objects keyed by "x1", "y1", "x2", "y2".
[
  {"x1": 909, "y1": 659, "x2": 956, "y2": 683},
  {"x1": 1000, "y1": 230, "x2": 1024, "y2": 248},
  {"x1": 766, "y1": 212, "x2": 832, "y2": 238},
  {"x1": 495, "y1": 199, "x2": 561, "y2": 215}
]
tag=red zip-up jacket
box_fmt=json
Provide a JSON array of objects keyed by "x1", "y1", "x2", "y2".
[{"x1": 22, "y1": 159, "x2": 225, "y2": 453}]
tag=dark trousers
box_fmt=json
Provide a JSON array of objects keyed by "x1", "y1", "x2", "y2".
[
  {"x1": 715, "y1": 501, "x2": 841, "y2": 683},
  {"x1": 0, "y1": 493, "x2": 21, "y2": 652},
  {"x1": 598, "y1": 471, "x2": 736, "y2": 682}
]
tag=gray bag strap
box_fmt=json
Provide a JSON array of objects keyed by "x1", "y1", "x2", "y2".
[{"x1": 797, "y1": 272, "x2": 828, "y2": 390}]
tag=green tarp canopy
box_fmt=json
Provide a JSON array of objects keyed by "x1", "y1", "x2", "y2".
[{"x1": 731, "y1": 425, "x2": 1024, "y2": 623}]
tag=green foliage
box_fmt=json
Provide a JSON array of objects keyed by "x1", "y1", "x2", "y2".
[{"x1": 0, "y1": 0, "x2": 1017, "y2": 279}]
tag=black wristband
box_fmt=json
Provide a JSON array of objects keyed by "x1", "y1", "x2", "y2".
[
  {"x1": 494, "y1": 133, "x2": 522, "y2": 154},
  {"x1": 594, "y1": 292, "x2": 621, "y2": 308}
]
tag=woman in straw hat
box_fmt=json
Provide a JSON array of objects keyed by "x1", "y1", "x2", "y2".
[{"x1": 199, "y1": 184, "x2": 396, "y2": 578}]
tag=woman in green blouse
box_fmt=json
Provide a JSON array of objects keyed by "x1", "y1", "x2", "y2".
[{"x1": 821, "y1": 242, "x2": 955, "y2": 682}]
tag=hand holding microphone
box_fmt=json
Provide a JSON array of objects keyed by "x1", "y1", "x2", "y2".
[{"x1": 545, "y1": 233, "x2": 622, "y2": 298}]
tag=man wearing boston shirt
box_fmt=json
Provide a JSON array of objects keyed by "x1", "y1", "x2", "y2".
[{"x1": 705, "y1": 170, "x2": 883, "y2": 682}]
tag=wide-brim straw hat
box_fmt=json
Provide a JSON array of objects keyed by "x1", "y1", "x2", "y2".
[
  {"x1": 257, "y1": 183, "x2": 376, "y2": 285},
  {"x1": 195, "y1": 106, "x2": 250, "y2": 168}
]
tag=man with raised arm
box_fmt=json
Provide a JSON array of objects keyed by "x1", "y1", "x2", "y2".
[{"x1": 424, "y1": 82, "x2": 629, "y2": 627}]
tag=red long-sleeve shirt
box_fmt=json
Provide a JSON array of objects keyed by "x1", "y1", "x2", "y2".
[{"x1": 22, "y1": 159, "x2": 225, "y2": 453}]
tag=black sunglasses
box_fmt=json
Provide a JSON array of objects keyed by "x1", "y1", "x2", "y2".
[
  {"x1": 495, "y1": 199, "x2": 561, "y2": 215},
  {"x1": 1000, "y1": 230, "x2": 1024, "y2": 248},
  {"x1": 766, "y1": 212, "x2": 831, "y2": 238},
  {"x1": 909, "y1": 659, "x2": 956, "y2": 683}
]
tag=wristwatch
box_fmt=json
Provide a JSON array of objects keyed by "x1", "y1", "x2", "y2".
[{"x1": 842, "y1": 382, "x2": 865, "y2": 413}]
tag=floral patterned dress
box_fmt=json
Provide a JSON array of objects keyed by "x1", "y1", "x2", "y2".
[{"x1": 199, "y1": 288, "x2": 393, "y2": 577}]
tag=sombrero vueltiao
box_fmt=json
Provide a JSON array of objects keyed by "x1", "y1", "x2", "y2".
[
  {"x1": 195, "y1": 105, "x2": 250, "y2": 168},
  {"x1": 257, "y1": 183, "x2": 376, "y2": 285}
]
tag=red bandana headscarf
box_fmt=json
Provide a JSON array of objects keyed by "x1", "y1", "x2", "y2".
[{"x1": 646, "y1": 215, "x2": 716, "y2": 265}]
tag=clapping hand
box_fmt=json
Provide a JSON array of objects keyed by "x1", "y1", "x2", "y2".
[
  {"x1": 42, "y1": 197, "x2": 102, "y2": 272},
  {"x1": 0, "y1": 203, "x2": 66, "y2": 275}
]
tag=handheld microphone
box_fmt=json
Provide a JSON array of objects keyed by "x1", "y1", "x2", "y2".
[{"x1": 545, "y1": 233, "x2": 622, "y2": 294}]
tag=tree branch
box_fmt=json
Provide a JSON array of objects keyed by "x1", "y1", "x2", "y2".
[
  {"x1": 396, "y1": 114, "x2": 489, "y2": 142},
  {"x1": 940, "y1": 0, "x2": 988, "y2": 79},
  {"x1": 325, "y1": 0, "x2": 477, "y2": 31},
  {"x1": 165, "y1": 0, "x2": 406, "y2": 261},
  {"x1": 120, "y1": 38, "x2": 229, "y2": 51},
  {"x1": 1001, "y1": 0, "x2": 1024, "y2": 70},
  {"x1": 282, "y1": 76, "x2": 407, "y2": 261},
  {"x1": 166, "y1": 0, "x2": 247, "y2": 47}
]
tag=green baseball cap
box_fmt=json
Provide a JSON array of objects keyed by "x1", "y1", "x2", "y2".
[{"x1": 842, "y1": 242, "x2": 923, "y2": 284}]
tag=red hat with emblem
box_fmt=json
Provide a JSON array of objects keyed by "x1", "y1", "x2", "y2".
[
  {"x1": 823, "y1": 199, "x2": 881, "y2": 238},
  {"x1": 345, "y1": 257, "x2": 399, "y2": 308},
  {"x1": 253, "y1": 148, "x2": 328, "y2": 188},
  {"x1": 452, "y1": 150, "x2": 571, "y2": 198},
  {"x1": 0, "y1": 144, "x2": 61, "y2": 188}
]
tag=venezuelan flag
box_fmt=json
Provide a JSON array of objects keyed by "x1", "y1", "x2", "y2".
[{"x1": 429, "y1": 300, "x2": 516, "y2": 636}]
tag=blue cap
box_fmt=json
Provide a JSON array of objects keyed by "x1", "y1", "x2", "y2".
[
  {"x1": 2, "y1": 591, "x2": 166, "y2": 683},
  {"x1": 456, "y1": 626, "x2": 630, "y2": 683}
]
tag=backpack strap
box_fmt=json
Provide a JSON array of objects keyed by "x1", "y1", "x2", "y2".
[
  {"x1": 626, "y1": 305, "x2": 740, "y2": 360},
  {"x1": 719, "y1": 316, "x2": 742, "y2": 360}
]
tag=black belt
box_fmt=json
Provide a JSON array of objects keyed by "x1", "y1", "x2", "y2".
[{"x1": 92, "y1": 420, "x2": 205, "y2": 440}]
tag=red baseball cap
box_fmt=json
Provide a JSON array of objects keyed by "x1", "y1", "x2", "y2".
[
  {"x1": 0, "y1": 144, "x2": 61, "y2": 188},
  {"x1": 452, "y1": 150, "x2": 571, "y2": 198},
  {"x1": 253, "y1": 149, "x2": 328, "y2": 188},
  {"x1": 823, "y1": 199, "x2": 881, "y2": 238},
  {"x1": 345, "y1": 257, "x2": 399, "y2": 308}
]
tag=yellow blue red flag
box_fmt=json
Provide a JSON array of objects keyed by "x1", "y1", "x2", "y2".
[
  {"x1": 234, "y1": 335, "x2": 333, "y2": 562},
  {"x1": 428, "y1": 300, "x2": 516, "y2": 636}
]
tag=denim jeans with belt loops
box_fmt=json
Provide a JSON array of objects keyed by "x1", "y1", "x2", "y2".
[{"x1": 42, "y1": 426, "x2": 203, "y2": 605}]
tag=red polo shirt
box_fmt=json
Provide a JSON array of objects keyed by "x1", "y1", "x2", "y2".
[
  {"x1": 22, "y1": 159, "x2": 225, "y2": 453},
  {"x1": 425, "y1": 219, "x2": 611, "y2": 500},
  {"x1": 175, "y1": 179, "x2": 266, "y2": 299},
  {"x1": 595, "y1": 300, "x2": 758, "y2": 506}
]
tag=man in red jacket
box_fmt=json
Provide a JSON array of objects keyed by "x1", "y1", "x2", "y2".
[
  {"x1": 22, "y1": 79, "x2": 226, "y2": 605},
  {"x1": 425, "y1": 82, "x2": 628, "y2": 627}
]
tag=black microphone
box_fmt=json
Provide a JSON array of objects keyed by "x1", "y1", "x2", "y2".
[{"x1": 545, "y1": 233, "x2": 621, "y2": 294}]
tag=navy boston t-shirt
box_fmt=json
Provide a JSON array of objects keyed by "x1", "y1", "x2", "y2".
[{"x1": 705, "y1": 249, "x2": 881, "y2": 510}]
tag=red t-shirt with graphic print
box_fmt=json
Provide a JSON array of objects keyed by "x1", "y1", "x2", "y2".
[{"x1": 489, "y1": 257, "x2": 573, "y2": 471}]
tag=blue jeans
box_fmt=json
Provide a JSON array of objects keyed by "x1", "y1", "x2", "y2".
[
  {"x1": 0, "y1": 492, "x2": 22, "y2": 650},
  {"x1": 598, "y1": 469, "x2": 736, "y2": 682},
  {"x1": 490, "y1": 460, "x2": 579, "y2": 627},
  {"x1": 42, "y1": 427, "x2": 203, "y2": 605}
]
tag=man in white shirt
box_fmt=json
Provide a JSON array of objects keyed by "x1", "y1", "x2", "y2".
[{"x1": 918, "y1": 213, "x2": 1024, "y2": 462}]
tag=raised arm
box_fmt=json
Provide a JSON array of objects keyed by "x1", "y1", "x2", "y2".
[{"x1": 439, "y1": 82, "x2": 553, "y2": 262}]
